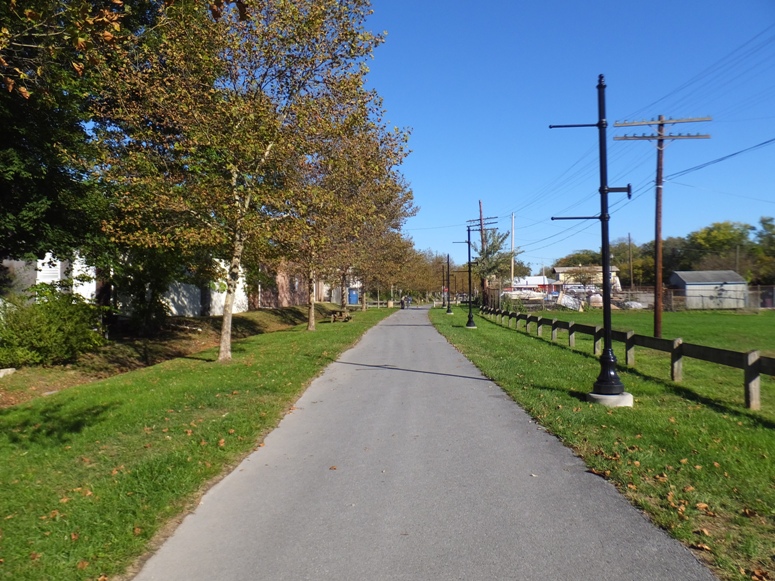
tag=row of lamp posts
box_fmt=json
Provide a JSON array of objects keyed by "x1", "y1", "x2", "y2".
[{"x1": 439, "y1": 75, "x2": 632, "y2": 407}]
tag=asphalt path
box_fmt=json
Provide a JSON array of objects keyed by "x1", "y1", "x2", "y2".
[{"x1": 133, "y1": 305, "x2": 717, "y2": 581}]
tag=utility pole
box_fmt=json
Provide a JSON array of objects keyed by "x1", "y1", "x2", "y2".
[
  {"x1": 455, "y1": 216, "x2": 497, "y2": 327},
  {"x1": 628, "y1": 233, "x2": 633, "y2": 291},
  {"x1": 510, "y1": 212, "x2": 515, "y2": 284},
  {"x1": 477, "y1": 201, "x2": 493, "y2": 305},
  {"x1": 446, "y1": 254, "x2": 453, "y2": 315},
  {"x1": 614, "y1": 115, "x2": 710, "y2": 337},
  {"x1": 479, "y1": 200, "x2": 486, "y2": 250}
]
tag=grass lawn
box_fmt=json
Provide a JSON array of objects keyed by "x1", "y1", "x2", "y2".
[
  {"x1": 528, "y1": 307, "x2": 775, "y2": 356},
  {"x1": 430, "y1": 306, "x2": 775, "y2": 581},
  {"x1": 0, "y1": 305, "x2": 336, "y2": 409},
  {"x1": 0, "y1": 306, "x2": 394, "y2": 581}
]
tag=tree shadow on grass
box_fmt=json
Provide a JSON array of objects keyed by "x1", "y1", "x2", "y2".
[
  {"x1": 0, "y1": 400, "x2": 120, "y2": 447},
  {"x1": 623, "y1": 366, "x2": 775, "y2": 431}
]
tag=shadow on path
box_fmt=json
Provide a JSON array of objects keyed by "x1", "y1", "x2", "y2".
[{"x1": 334, "y1": 360, "x2": 490, "y2": 382}]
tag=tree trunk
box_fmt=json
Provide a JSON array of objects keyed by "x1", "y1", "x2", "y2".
[
  {"x1": 218, "y1": 230, "x2": 244, "y2": 362},
  {"x1": 361, "y1": 284, "x2": 367, "y2": 311},
  {"x1": 307, "y1": 268, "x2": 316, "y2": 331},
  {"x1": 340, "y1": 272, "x2": 347, "y2": 310}
]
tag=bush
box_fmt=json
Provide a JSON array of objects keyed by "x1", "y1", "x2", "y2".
[{"x1": 0, "y1": 283, "x2": 106, "y2": 367}]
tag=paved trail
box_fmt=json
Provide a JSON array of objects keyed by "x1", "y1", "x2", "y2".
[{"x1": 133, "y1": 306, "x2": 716, "y2": 581}]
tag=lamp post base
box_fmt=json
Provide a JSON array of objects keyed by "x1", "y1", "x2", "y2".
[
  {"x1": 586, "y1": 392, "x2": 634, "y2": 408},
  {"x1": 593, "y1": 349, "x2": 625, "y2": 395}
]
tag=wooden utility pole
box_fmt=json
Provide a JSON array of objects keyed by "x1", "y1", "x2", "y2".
[
  {"x1": 510, "y1": 212, "x2": 515, "y2": 283},
  {"x1": 614, "y1": 116, "x2": 710, "y2": 338},
  {"x1": 478, "y1": 200, "x2": 486, "y2": 250}
]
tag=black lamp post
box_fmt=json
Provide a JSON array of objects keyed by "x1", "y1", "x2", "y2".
[
  {"x1": 441, "y1": 264, "x2": 446, "y2": 308},
  {"x1": 446, "y1": 254, "x2": 453, "y2": 314},
  {"x1": 465, "y1": 226, "x2": 475, "y2": 327},
  {"x1": 454, "y1": 229, "x2": 476, "y2": 328},
  {"x1": 550, "y1": 74, "x2": 632, "y2": 405}
]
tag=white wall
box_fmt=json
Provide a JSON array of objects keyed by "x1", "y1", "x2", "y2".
[
  {"x1": 164, "y1": 282, "x2": 202, "y2": 317},
  {"x1": 685, "y1": 283, "x2": 747, "y2": 309},
  {"x1": 208, "y1": 277, "x2": 249, "y2": 316}
]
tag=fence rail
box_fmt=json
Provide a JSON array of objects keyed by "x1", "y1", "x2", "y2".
[{"x1": 481, "y1": 306, "x2": 767, "y2": 410}]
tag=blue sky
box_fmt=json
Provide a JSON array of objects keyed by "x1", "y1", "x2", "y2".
[{"x1": 364, "y1": 1, "x2": 775, "y2": 271}]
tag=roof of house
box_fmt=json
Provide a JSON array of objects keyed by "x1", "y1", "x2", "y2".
[
  {"x1": 552, "y1": 265, "x2": 620, "y2": 273},
  {"x1": 670, "y1": 270, "x2": 746, "y2": 284}
]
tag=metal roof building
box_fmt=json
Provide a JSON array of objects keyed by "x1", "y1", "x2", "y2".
[{"x1": 668, "y1": 270, "x2": 747, "y2": 310}]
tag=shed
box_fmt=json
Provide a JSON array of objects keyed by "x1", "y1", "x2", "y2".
[{"x1": 668, "y1": 270, "x2": 747, "y2": 310}]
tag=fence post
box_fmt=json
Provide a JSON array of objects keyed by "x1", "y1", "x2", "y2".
[
  {"x1": 625, "y1": 330, "x2": 635, "y2": 366},
  {"x1": 551, "y1": 319, "x2": 558, "y2": 342},
  {"x1": 671, "y1": 339, "x2": 683, "y2": 382},
  {"x1": 537, "y1": 317, "x2": 544, "y2": 338},
  {"x1": 744, "y1": 350, "x2": 761, "y2": 410},
  {"x1": 568, "y1": 321, "x2": 575, "y2": 348},
  {"x1": 594, "y1": 326, "x2": 602, "y2": 356}
]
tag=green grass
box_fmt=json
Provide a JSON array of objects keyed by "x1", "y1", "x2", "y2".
[
  {"x1": 528, "y1": 307, "x2": 775, "y2": 356},
  {"x1": 0, "y1": 308, "x2": 394, "y2": 581},
  {"x1": 430, "y1": 306, "x2": 775, "y2": 581},
  {"x1": 0, "y1": 304, "x2": 340, "y2": 408}
]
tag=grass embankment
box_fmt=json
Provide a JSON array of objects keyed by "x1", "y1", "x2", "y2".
[
  {"x1": 430, "y1": 306, "x2": 774, "y2": 581},
  {"x1": 0, "y1": 306, "x2": 394, "y2": 581}
]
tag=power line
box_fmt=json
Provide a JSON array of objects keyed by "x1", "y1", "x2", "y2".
[{"x1": 665, "y1": 136, "x2": 775, "y2": 179}]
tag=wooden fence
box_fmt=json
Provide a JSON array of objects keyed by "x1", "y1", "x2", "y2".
[{"x1": 480, "y1": 307, "x2": 769, "y2": 410}]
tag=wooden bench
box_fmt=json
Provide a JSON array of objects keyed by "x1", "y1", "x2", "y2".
[{"x1": 331, "y1": 310, "x2": 352, "y2": 323}]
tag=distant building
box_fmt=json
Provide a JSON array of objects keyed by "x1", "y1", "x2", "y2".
[
  {"x1": 506, "y1": 276, "x2": 560, "y2": 293},
  {"x1": 668, "y1": 270, "x2": 747, "y2": 310},
  {"x1": 552, "y1": 265, "x2": 621, "y2": 291}
]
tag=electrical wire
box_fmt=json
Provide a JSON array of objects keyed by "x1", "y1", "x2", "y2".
[{"x1": 665, "y1": 137, "x2": 775, "y2": 180}]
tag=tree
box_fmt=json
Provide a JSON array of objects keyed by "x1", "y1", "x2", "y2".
[
  {"x1": 685, "y1": 221, "x2": 754, "y2": 268},
  {"x1": 553, "y1": 249, "x2": 602, "y2": 268},
  {"x1": 563, "y1": 267, "x2": 596, "y2": 288},
  {"x1": 751, "y1": 217, "x2": 775, "y2": 284},
  {"x1": 93, "y1": 1, "x2": 382, "y2": 360},
  {"x1": 0, "y1": 1, "x2": 166, "y2": 260},
  {"x1": 471, "y1": 229, "x2": 515, "y2": 306},
  {"x1": 512, "y1": 259, "x2": 531, "y2": 279}
]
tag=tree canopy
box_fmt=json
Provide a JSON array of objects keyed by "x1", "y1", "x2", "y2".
[{"x1": 552, "y1": 219, "x2": 775, "y2": 287}]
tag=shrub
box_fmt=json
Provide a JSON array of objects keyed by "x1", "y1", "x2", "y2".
[{"x1": 0, "y1": 283, "x2": 106, "y2": 367}]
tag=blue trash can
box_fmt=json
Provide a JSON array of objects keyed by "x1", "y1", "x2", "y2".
[{"x1": 348, "y1": 288, "x2": 359, "y2": 305}]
